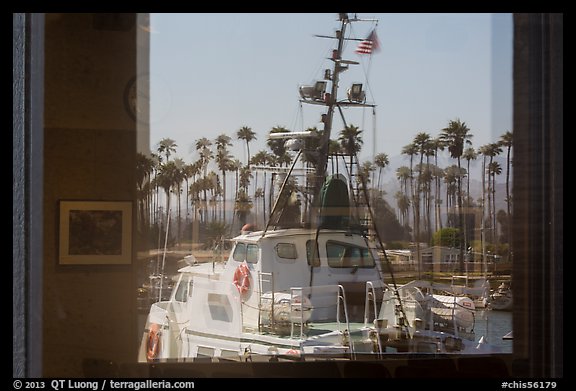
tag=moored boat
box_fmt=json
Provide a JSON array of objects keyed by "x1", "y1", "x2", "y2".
[{"x1": 488, "y1": 281, "x2": 513, "y2": 311}]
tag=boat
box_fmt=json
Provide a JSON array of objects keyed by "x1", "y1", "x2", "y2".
[
  {"x1": 443, "y1": 275, "x2": 490, "y2": 309},
  {"x1": 137, "y1": 13, "x2": 499, "y2": 363},
  {"x1": 488, "y1": 281, "x2": 513, "y2": 311}
]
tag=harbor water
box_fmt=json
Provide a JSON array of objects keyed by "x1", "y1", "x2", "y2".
[{"x1": 473, "y1": 309, "x2": 513, "y2": 353}]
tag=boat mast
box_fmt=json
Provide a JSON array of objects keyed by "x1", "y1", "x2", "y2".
[{"x1": 314, "y1": 13, "x2": 349, "y2": 212}]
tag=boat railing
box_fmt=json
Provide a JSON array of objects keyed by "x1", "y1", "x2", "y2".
[
  {"x1": 364, "y1": 281, "x2": 382, "y2": 357},
  {"x1": 363, "y1": 281, "x2": 379, "y2": 327},
  {"x1": 289, "y1": 287, "x2": 306, "y2": 340},
  {"x1": 337, "y1": 284, "x2": 355, "y2": 358},
  {"x1": 287, "y1": 284, "x2": 354, "y2": 355},
  {"x1": 258, "y1": 271, "x2": 275, "y2": 333}
]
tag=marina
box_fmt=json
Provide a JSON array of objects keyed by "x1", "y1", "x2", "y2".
[{"x1": 137, "y1": 13, "x2": 511, "y2": 362}]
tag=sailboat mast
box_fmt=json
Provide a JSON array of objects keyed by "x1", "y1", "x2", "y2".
[{"x1": 314, "y1": 14, "x2": 348, "y2": 205}]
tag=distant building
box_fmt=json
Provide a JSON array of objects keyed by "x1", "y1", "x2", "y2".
[
  {"x1": 419, "y1": 246, "x2": 461, "y2": 272},
  {"x1": 384, "y1": 249, "x2": 413, "y2": 264}
]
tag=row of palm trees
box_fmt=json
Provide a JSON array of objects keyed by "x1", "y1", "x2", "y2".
[
  {"x1": 394, "y1": 119, "x2": 513, "y2": 270},
  {"x1": 136, "y1": 119, "x2": 512, "y2": 264}
]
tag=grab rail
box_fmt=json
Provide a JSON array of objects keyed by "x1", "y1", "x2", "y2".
[
  {"x1": 290, "y1": 287, "x2": 305, "y2": 340},
  {"x1": 363, "y1": 281, "x2": 379, "y2": 327},
  {"x1": 337, "y1": 284, "x2": 355, "y2": 359},
  {"x1": 258, "y1": 271, "x2": 274, "y2": 332}
]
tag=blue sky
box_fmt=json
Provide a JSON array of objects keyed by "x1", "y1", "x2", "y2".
[{"x1": 149, "y1": 13, "x2": 512, "y2": 169}]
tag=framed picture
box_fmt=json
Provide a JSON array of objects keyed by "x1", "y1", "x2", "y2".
[{"x1": 59, "y1": 200, "x2": 132, "y2": 265}]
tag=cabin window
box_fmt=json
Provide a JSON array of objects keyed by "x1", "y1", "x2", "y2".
[
  {"x1": 232, "y1": 242, "x2": 259, "y2": 264},
  {"x1": 246, "y1": 244, "x2": 259, "y2": 263},
  {"x1": 197, "y1": 346, "x2": 215, "y2": 358},
  {"x1": 306, "y1": 240, "x2": 320, "y2": 267},
  {"x1": 174, "y1": 279, "x2": 191, "y2": 302},
  {"x1": 207, "y1": 293, "x2": 232, "y2": 322},
  {"x1": 232, "y1": 243, "x2": 246, "y2": 262},
  {"x1": 275, "y1": 243, "x2": 297, "y2": 260},
  {"x1": 326, "y1": 240, "x2": 375, "y2": 268}
]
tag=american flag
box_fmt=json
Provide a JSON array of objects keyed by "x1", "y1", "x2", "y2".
[{"x1": 355, "y1": 30, "x2": 380, "y2": 55}]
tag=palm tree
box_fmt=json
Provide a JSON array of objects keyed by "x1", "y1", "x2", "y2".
[
  {"x1": 395, "y1": 191, "x2": 410, "y2": 228},
  {"x1": 254, "y1": 187, "x2": 265, "y2": 227},
  {"x1": 188, "y1": 160, "x2": 202, "y2": 222},
  {"x1": 396, "y1": 166, "x2": 411, "y2": 200},
  {"x1": 195, "y1": 137, "x2": 213, "y2": 222},
  {"x1": 237, "y1": 126, "x2": 257, "y2": 168},
  {"x1": 172, "y1": 158, "x2": 186, "y2": 244},
  {"x1": 156, "y1": 160, "x2": 180, "y2": 243},
  {"x1": 462, "y1": 147, "x2": 478, "y2": 208},
  {"x1": 235, "y1": 189, "x2": 253, "y2": 228},
  {"x1": 157, "y1": 138, "x2": 177, "y2": 163},
  {"x1": 374, "y1": 153, "x2": 389, "y2": 193},
  {"x1": 443, "y1": 165, "x2": 465, "y2": 227},
  {"x1": 135, "y1": 152, "x2": 155, "y2": 233},
  {"x1": 429, "y1": 164, "x2": 445, "y2": 231},
  {"x1": 229, "y1": 159, "x2": 242, "y2": 234},
  {"x1": 250, "y1": 150, "x2": 269, "y2": 226},
  {"x1": 328, "y1": 139, "x2": 341, "y2": 155},
  {"x1": 214, "y1": 134, "x2": 232, "y2": 152},
  {"x1": 148, "y1": 153, "x2": 162, "y2": 227},
  {"x1": 267, "y1": 126, "x2": 290, "y2": 163},
  {"x1": 420, "y1": 163, "x2": 434, "y2": 242},
  {"x1": 215, "y1": 134, "x2": 233, "y2": 221},
  {"x1": 401, "y1": 143, "x2": 417, "y2": 227},
  {"x1": 338, "y1": 124, "x2": 363, "y2": 176},
  {"x1": 261, "y1": 151, "x2": 276, "y2": 220},
  {"x1": 430, "y1": 137, "x2": 446, "y2": 231},
  {"x1": 358, "y1": 161, "x2": 375, "y2": 202},
  {"x1": 277, "y1": 151, "x2": 293, "y2": 168},
  {"x1": 195, "y1": 137, "x2": 213, "y2": 167},
  {"x1": 239, "y1": 165, "x2": 253, "y2": 193},
  {"x1": 204, "y1": 220, "x2": 230, "y2": 253},
  {"x1": 413, "y1": 132, "x2": 432, "y2": 242},
  {"x1": 462, "y1": 147, "x2": 478, "y2": 250},
  {"x1": 440, "y1": 119, "x2": 473, "y2": 271},
  {"x1": 182, "y1": 162, "x2": 197, "y2": 240},
  {"x1": 488, "y1": 161, "x2": 502, "y2": 246},
  {"x1": 301, "y1": 127, "x2": 322, "y2": 168},
  {"x1": 401, "y1": 142, "x2": 420, "y2": 275},
  {"x1": 499, "y1": 131, "x2": 513, "y2": 260},
  {"x1": 339, "y1": 125, "x2": 364, "y2": 222},
  {"x1": 480, "y1": 143, "x2": 502, "y2": 243},
  {"x1": 395, "y1": 164, "x2": 411, "y2": 235},
  {"x1": 205, "y1": 171, "x2": 219, "y2": 221},
  {"x1": 478, "y1": 144, "x2": 490, "y2": 256}
]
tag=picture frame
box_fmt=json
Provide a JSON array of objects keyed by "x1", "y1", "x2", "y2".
[{"x1": 59, "y1": 200, "x2": 133, "y2": 265}]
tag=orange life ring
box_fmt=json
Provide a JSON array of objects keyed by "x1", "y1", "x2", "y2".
[
  {"x1": 233, "y1": 262, "x2": 251, "y2": 295},
  {"x1": 146, "y1": 323, "x2": 161, "y2": 361}
]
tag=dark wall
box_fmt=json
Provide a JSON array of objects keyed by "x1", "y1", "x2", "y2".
[
  {"x1": 43, "y1": 13, "x2": 144, "y2": 377},
  {"x1": 13, "y1": 13, "x2": 44, "y2": 378},
  {"x1": 513, "y1": 13, "x2": 563, "y2": 377}
]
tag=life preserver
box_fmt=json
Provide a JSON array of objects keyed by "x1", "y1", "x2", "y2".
[
  {"x1": 233, "y1": 262, "x2": 251, "y2": 295},
  {"x1": 146, "y1": 323, "x2": 161, "y2": 361}
]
